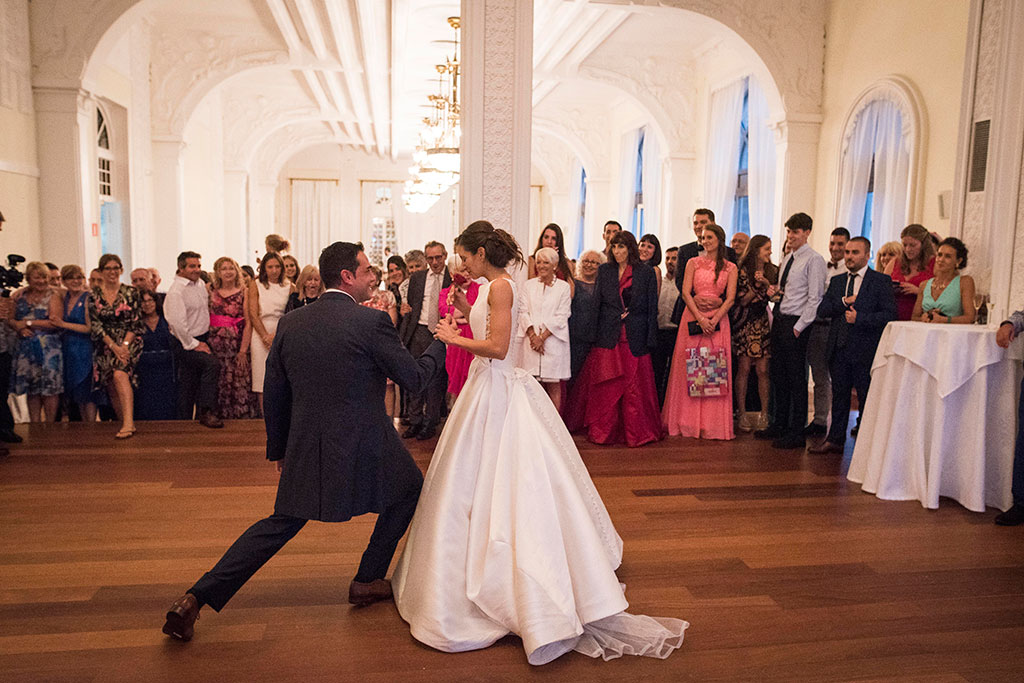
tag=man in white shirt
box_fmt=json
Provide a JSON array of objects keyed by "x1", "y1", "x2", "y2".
[
  {"x1": 164, "y1": 251, "x2": 223, "y2": 428},
  {"x1": 653, "y1": 247, "x2": 679, "y2": 405},
  {"x1": 755, "y1": 213, "x2": 827, "y2": 449},
  {"x1": 805, "y1": 227, "x2": 850, "y2": 436}
]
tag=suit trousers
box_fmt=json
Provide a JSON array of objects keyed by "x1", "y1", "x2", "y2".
[
  {"x1": 651, "y1": 327, "x2": 678, "y2": 407},
  {"x1": 805, "y1": 322, "x2": 832, "y2": 426},
  {"x1": 769, "y1": 314, "x2": 811, "y2": 436},
  {"x1": 176, "y1": 348, "x2": 219, "y2": 419},
  {"x1": 1012, "y1": 371, "x2": 1024, "y2": 505},
  {"x1": 189, "y1": 458, "x2": 423, "y2": 611},
  {"x1": 0, "y1": 351, "x2": 14, "y2": 431},
  {"x1": 824, "y1": 347, "x2": 872, "y2": 446},
  {"x1": 406, "y1": 324, "x2": 447, "y2": 428}
]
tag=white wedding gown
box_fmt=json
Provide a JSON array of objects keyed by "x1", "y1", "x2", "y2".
[{"x1": 392, "y1": 277, "x2": 687, "y2": 665}]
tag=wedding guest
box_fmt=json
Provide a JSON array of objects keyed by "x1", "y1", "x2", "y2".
[
  {"x1": 806, "y1": 227, "x2": 850, "y2": 437},
  {"x1": 568, "y1": 249, "x2": 603, "y2": 382},
  {"x1": 399, "y1": 250, "x2": 427, "y2": 318},
  {"x1": 639, "y1": 234, "x2": 663, "y2": 293},
  {"x1": 754, "y1": 213, "x2": 827, "y2": 450},
  {"x1": 131, "y1": 268, "x2": 154, "y2": 292},
  {"x1": 0, "y1": 279, "x2": 18, "y2": 448},
  {"x1": 265, "y1": 234, "x2": 290, "y2": 255},
  {"x1": 731, "y1": 236, "x2": 777, "y2": 432},
  {"x1": 45, "y1": 262, "x2": 63, "y2": 293},
  {"x1": 282, "y1": 254, "x2": 300, "y2": 284},
  {"x1": 285, "y1": 265, "x2": 324, "y2": 313},
  {"x1": 135, "y1": 290, "x2": 178, "y2": 420},
  {"x1": 527, "y1": 223, "x2": 574, "y2": 286},
  {"x1": 876, "y1": 241, "x2": 903, "y2": 274},
  {"x1": 149, "y1": 268, "x2": 163, "y2": 292},
  {"x1": 912, "y1": 237, "x2": 976, "y2": 324},
  {"x1": 663, "y1": 224, "x2": 738, "y2": 440},
  {"x1": 652, "y1": 246, "x2": 679, "y2": 405},
  {"x1": 89, "y1": 254, "x2": 143, "y2": 439},
  {"x1": 387, "y1": 255, "x2": 408, "y2": 310},
  {"x1": 9, "y1": 261, "x2": 63, "y2": 422},
  {"x1": 602, "y1": 220, "x2": 622, "y2": 256},
  {"x1": 165, "y1": 251, "x2": 223, "y2": 428},
  {"x1": 209, "y1": 257, "x2": 258, "y2": 419},
  {"x1": 566, "y1": 231, "x2": 662, "y2": 447},
  {"x1": 672, "y1": 209, "x2": 738, "y2": 325},
  {"x1": 53, "y1": 265, "x2": 98, "y2": 422},
  {"x1": 995, "y1": 307, "x2": 1024, "y2": 525},
  {"x1": 730, "y1": 232, "x2": 750, "y2": 258},
  {"x1": 240, "y1": 265, "x2": 255, "y2": 288},
  {"x1": 884, "y1": 223, "x2": 935, "y2": 321},
  {"x1": 809, "y1": 237, "x2": 896, "y2": 454},
  {"x1": 89, "y1": 268, "x2": 103, "y2": 291},
  {"x1": 362, "y1": 266, "x2": 401, "y2": 417},
  {"x1": 520, "y1": 247, "x2": 572, "y2": 407},
  {"x1": 438, "y1": 262, "x2": 480, "y2": 400},
  {"x1": 398, "y1": 241, "x2": 451, "y2": 441},
  {"x1": 248, "y1": 252, "x2": 294, "y2": 413}
]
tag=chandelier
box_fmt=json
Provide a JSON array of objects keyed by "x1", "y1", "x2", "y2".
[{"x1": 403, "y1": 16, "x2": 460, "y2": 213}]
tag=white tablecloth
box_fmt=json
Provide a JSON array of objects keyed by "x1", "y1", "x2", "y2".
[{"x1": 847, "y1": 321, "x2": 1024, "y2": 512}]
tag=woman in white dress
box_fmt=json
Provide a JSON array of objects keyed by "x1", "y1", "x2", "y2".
[
  {"x1": 519, "y1": 247, "x2": 572, "y2": 407},
  {"x1": 392, "y1": 221, "x2": 687, "y2": 666},
  {"x1": 247, "y1": 252, "x2": 294, "y2": 413}
]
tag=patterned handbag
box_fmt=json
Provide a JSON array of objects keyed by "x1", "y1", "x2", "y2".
[{"x1": 685, "y1": 346, "x2": 729, "y2": 397}]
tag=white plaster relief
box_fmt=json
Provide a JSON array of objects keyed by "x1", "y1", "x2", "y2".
[
  {"x1": 534, "y1": 110, "x2": 610, "y2": 176},
  {"x1": 531, "y1": 131, "x2": 576, "y2": 194},
  {"x1": 481, "y1": 0, "x2": 518, "y2": 232},
  {"x1": 1, "y1": 0, "x2": 33, "y2": 113},
  {"x1": 973, "y1": 0, "x2": 1003, "y2": 121}
]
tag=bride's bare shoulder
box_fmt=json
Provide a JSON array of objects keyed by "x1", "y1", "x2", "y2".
[{"x1": 487, "y1": 277, "x2": 514, "y2": 305}]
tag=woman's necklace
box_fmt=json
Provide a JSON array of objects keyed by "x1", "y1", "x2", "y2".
[{"x1": 931, "y1": 273, "x2": 954, "y2": 296}]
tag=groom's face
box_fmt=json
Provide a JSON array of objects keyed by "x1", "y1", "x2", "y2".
[{"x1": 346, "y1": 251, "x2": 377, "y2": 302}]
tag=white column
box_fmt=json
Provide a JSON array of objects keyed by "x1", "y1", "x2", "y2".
[
  {"x1": 584, "y1": 177, "x2": 611, "y2": 252},
  {"x1": 247, "y1": 180, "x2": 278, "y2": 267},
  {"x1": 223, "y1": 169, "x2": 249, "y2": 264},
  {"x1": 460, "y1": 0, "x2": 533, "y2": 250},
  {"x1": 33, "y1": 87, "x2": 91, "y2": 267},
  {"x1": 151, "y1": 137, "x2": 186, "y2": 279},
  {"x1": 663, "y1": 154, "x2": 696, "y2": 248},
  {"x1": 773, "y1": 118, "x2": 821, "y2": 257}
]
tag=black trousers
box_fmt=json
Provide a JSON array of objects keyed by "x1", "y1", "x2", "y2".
[
  {"x1": 0, "y1": 351, "x2": 13, "y2": 431},
  {"x1": 189, "y1": 460, "x2": 423, "y2": 612},
  {"x1": 176, "y1": 348, "x2": 219, "y2": 419},
  {"x1": 825, "y1": 348, "x2": 872, "y2": 446},
  {"x1": 406, "y1": 324, "x2": 447, "y2": 428},
  {"x1": 651, "y1": 327, "x2": 677, "y2": 407},
  {"x1": 768, "y1": 314, "x2": 810, "y2": 436}
]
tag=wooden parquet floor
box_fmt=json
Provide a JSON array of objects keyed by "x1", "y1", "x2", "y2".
[{"x1": 1, "y1": 419, "x2": 1023, "y2": 682}]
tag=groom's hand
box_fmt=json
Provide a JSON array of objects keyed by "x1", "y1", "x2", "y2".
[{"x1": 275, "y1": 461, "x2": 283, "y2": 473}]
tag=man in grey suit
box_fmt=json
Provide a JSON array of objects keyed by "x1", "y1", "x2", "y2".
[{"x1": 162, "y1": 241, "x2": 446, "y2": 642}]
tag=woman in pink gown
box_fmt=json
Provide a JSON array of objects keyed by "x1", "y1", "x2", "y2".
[
  {"x1": 438, "y1": 273, "x2": 481, "y2": 397},
  {"x1": 663, "y1": 223, "x2": 738, "y2": 440}
]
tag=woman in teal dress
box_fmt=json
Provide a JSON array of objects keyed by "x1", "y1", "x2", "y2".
[
  {"x1": 912, "y1": 237, "x2": 976, "y2": 324},
  {"x1": 9, "y1": 261, "x2": 64, "y2": 421}
]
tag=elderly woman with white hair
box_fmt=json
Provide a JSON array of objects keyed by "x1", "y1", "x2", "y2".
[{"x1": 519, "y1": 246, "x2": 572, "y2": 406}]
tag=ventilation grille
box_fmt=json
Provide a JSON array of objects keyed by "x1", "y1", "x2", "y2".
[{"x1": 969, "y1": 119, "x2": 990, "y2": 193}]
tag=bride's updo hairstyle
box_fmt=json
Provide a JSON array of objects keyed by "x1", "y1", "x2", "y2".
[{"x1": 455, "y1": 220, "x2": 524, "y2": 268}]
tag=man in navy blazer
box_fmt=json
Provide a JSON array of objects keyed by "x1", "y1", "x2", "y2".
[
  {"x1": 163, "y1": 242, "x2": 446, "y2": 642},
  {"x1": 809, "y1": 236, "x2": 896, "y2": 454},
  {"x1": 671, "y1": 208, "x2": 737, "y2": 324}
]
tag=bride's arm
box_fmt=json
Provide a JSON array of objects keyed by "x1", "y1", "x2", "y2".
[{"x1": 435, "y1": 278, "x2": 513, "y2": 360}]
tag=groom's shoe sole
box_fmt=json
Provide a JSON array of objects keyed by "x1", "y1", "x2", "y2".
[{"x1": 348, "y1": 579, "x2": 393, "y2": 607}]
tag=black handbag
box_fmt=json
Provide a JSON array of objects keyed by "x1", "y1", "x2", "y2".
[{"x1": 688, "y1": 319, "x2": 720, "y2": 336}]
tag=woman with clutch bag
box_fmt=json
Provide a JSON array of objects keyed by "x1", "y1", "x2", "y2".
[{"x1": 663, "y1": 223, "x2": 737, "y2": 440}]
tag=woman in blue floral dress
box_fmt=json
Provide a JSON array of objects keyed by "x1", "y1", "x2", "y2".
[{"x1": 9, "y1": 261, "x2": 64, "y2": 421}]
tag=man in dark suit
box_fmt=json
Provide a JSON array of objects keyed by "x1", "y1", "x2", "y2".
[
  {"x1": 397, "y1": 240, "x2": 451, "y2": 441},
  {"x1": 672, "y1": 208, "x2": 737, "y2": 324},
  {"x1": 162, "y1": 241, "x2": 446, "y2": 642},
  {"x1": 809, "y1": 237, "x2": 896, "y2": 454}
]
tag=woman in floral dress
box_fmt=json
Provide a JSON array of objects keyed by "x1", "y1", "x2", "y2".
[
  {"x1": 209, "y1": 257, "x2": 258, "y2": 419},
  {"x1": 9, "y1": 261, "x2": 64, "y2": 421},
  {"x1": 89, "y1": 254, "x2": 143, "y2": 439}
]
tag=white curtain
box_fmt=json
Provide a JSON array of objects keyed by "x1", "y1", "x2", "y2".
[
  {"x1": 618, "y1": 128, "x2": 642, "y2": 232},
  {"x1": 836, "y1": 99, "x2": 908, "y2": 243},
  {"x1": 566, "y1": 159, "x2": 584, "y2": 258},
  {"x1": 641, "y1": 128, "x2": 662, "y2": 241},
  {"x1": 704, "y1": 78, "x2": 746, "y2": 233},
  {"x1": 291, "y1": 179, "x2": 338, "y2": 267},
  {"x1": 746, "y1": 77, "x2": 777, "y2": 237}
]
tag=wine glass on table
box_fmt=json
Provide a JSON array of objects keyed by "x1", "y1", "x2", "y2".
[{"x1": 973, "y1": 292, "x2": 985, "y2": 324}]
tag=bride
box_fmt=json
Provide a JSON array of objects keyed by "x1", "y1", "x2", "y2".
[{"x1": 391, "y1": 221, "x2": 687, "y2": 665}]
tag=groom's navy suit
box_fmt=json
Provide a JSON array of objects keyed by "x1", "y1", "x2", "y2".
[
  {"x1": 189, "y1": 291, "x2": 446, "y2": 611},
  {"x1": 816, "y1": 267, "x2": 896, "y2": 446}
]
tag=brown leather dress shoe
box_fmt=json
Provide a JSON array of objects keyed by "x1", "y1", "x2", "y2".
[
  {"x1": 199, "y1": 411, "x2": 224, "y2": 429},
  {"x1": 163, "y1": 593, "x2": 200, "y2": 641},
  {"x1": 348, "y1": 578, "x2": 393, "y2": 607},
  {"x1": 808, "y1": 440, "x2": 845, "y2": 455}
]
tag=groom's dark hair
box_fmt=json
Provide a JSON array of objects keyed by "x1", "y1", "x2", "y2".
[{"x1": 319, "y1": 241, "x2": 363, "y2": 289}]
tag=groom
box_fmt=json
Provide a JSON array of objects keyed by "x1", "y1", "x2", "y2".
[{"x1": 163, "y1": 241, "x2": 446, "y2": 642}]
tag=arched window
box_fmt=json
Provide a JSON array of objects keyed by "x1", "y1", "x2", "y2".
[
  {"x1": 835, "y1": 77, "x2": 925, "y2": 246},
  {"x1": 97, "y1": 106, "x2": 112, "y2": 197}
]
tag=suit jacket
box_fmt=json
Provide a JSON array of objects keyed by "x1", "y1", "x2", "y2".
[
  {"x1": 816, "y1": 268, "x2": 896, "y2": 364},
  {"x1": 398, "y1": 267, "x2": 452, "y2": 346},
  {"x1": 592, "y1": 261, "x2": 659, "y2": 357},
  {"x1": 264, "y1": 292, "x2": 446, "y2": 522},
  {"x1": 672, "y1": 241, "x2": 738, "y2": 324}
]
